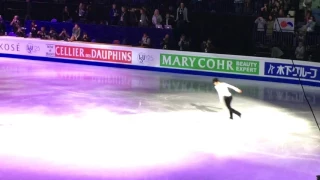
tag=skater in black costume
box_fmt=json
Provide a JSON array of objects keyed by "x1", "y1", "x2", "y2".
[{"x1": 213, "y1": 78, "x2": 242, "y2": 119}]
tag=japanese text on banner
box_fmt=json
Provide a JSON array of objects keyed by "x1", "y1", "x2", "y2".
[{"x1": 264, "y1": 62, "x2": 319, "y2": 81}]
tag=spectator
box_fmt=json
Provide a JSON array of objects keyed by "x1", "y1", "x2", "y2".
[
  {"x1": 62, "y1": 6, "x2": 71, "y2": 22},
  {"x1": 266, "y1": 15, "x2": 274, "y2": 38},
  {"x1": 283, "y1": 0, "x2": 290, "y2": 12},
  {"x1": 77, "y1": 3, "x2": 86, "y2": 22},
  {"x1": 303, "y1": 0, "x2": 312, "y2": 15},
  {"x1": 59, "y1": 28, "x2": 69, "y2": 40},
  {"x1": 119, "y1": 6, "x2": 129, "y2": 26},
  {"x1": 260, "y1": 3, "x2": 269, "y2": 19},
  {"x1": 255, "y1": 16, "x2": 266, "y2": 31},
  {"x1": 278, "y1": 9, "x2": 285, "y2": 17},
  {"x1": 163, "y1": 12, "x2": 174, "y2": 26},
  {"x1": 81, "y1": 32, "x2": 90, "y2": 42},
  {"x1": 295, "y1": 42, "x2": 305, "y2": 60},
  {"x1": 201, "y1": 39, "x2": 214, "y2": 53},
  {"x1": 176, "y1": 3, "x2": 189, "y2": 29},
  {"x1": 109, "y1": 4, "x2": 119, "y2": 25},
  {"x1": 152, "y1": 9, "x2": 163, "y2": 27},
  {"x1": 0, "y1": 15, "x2": 6, "y2": 35},
  {"x1": 306, "y1": 16, "x2": 316, "y2": 32},
  {"x1": 30, "y1": 21, "x2": 37, "y2": 38},
  {"x1": 139, "y1": 8, "x2": 149, "y2": 27},
  {"x1": 16, "y1": 27, "x2": 25, "y2": 37},
  {"x1": 160, "y1": 34, "x2": 171, "y2": 49},
  {"x1": 128, "y1": 8, "x2": 138, "y2": 26},
  {"x1": 244, "y1": 0, "x2": 252, "y2": 13},
  {"x1": 49, "y1": 27, "x2": 58, "y2": 40},
  {"x1": 167, "y1": 6, "x2": 175, "y2": 18},
  {"x1": 37, "y1": 27, "x2": 47, "y2": 39},
  {"x1": 85, "y1": 5, "x2": 93, "y2": 23},
  {"x1": 299, "y1": 16, "x2": 316, "y2": 33},
  {"x1": 10, "y1": 15, "x2": 20, "y2": 33},
  {"x1": 270, "y1": 7, "x2": 279, "y2": 18},
  {"x1": 234, "y1": 0, "x2": 244, "y2": 13},
  {"x1": 140, "y1": 33, "x2": 151, "y2": 47},
  {"x1": 71, "y1": 24, "x2": 81, "y2": 41},
  {"x1": 305, "y1": 11, "x2": 311, "y2": 23},
  {"x1": 178, "y1": 34, "x2": 189, "y2": 51}
]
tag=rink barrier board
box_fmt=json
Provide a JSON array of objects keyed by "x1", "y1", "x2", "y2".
[
  {"x1": 0, "y1": 36, "x2": 319, "y2": 87},
  {"x1": 0, "y1": 53, "x2": 318, "y2": 87}
]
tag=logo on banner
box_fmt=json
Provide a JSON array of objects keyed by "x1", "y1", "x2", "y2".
[
  {"x1": 46, "y1": 44, "x2": 55, "y2": 57},
  {"x1": 26, "y1": 43, "x2": 40, "y2": 54},
  {"x1": 0, "y1": 43, "x2": 20, "y2": 52},
  {"x1": 160, "y1": 54, "x2": 259, "y2": 75},
  {"x1": 265, "y1": 62, "x2": 319, "y2": 80},
  {"x1": 137, "y1": 52, "x2": 154, "y2": 65},
  {"x1": 55, "y1": 45, "x2": 132, "y2": 64}
]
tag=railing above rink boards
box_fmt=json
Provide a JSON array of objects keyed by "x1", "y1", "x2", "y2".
[{"x1": 252, "y1": 27, "x2": 320, "y2": 62}]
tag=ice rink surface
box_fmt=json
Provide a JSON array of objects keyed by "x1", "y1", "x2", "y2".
[{"x1": 0, "y1": 58, "x2": 319, "y2": 180}]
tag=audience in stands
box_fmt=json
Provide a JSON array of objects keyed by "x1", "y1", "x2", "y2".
[
  {"x1": 49, "y1": 27, "x2": 59, "y2": 40},
  {"x1": 140, "y1": 33, "x2": 151, "y2": 47},
  {"x1": 266, "y1": 15, "x2": 274, "y2": 38},
  {"x1": 110, "y1": 4, "x2": 119, "y2": 25},
  {"x1": 178, "y1": 34, "x2": 190, "y2": 51},
  {"x1": 160, "y1": 34, "x2": 171, "y2": 49},
  {"x1": 201, "y1": 39, "x2": 214, "y2": 53},
  {"x1": 163, "y1": 13, "x2": 174, "y2": 27},
  {"x1": 295, "y1": 42, "x2": 305, "y2": 60},
  {"x1": 77, "y1": 3, "x2": 86, "y2": 23},
  {"x1": 306, "y1": 16, "x2": 316, "y2": 32},
  {"x1": 255, "y1": 16, "x2": 266, "y2": 31},
  {"x1": 10, "y1": 15, "x2": 20, "y2": 33},
  {"x1": 62, "y1": 6, "x2": 71, "y2": 22},
  {"x1": 152, "y1": 9, "x2": 162, "y2": 27},
  {"x1": 71, "y1": 23, "x2": 81, "y2": 41},
  {"x1": 0, "y1": 16, "x2": 5, "y2": 35},
  {"x1": 176, "y1": 3, "x2": 189, "y2": 29},
  {"x1": 59, "y1": 28, "x2": 69, "y2": 40},
  {"x1": 16, "y1": 27, "x2": 25, "y2": 37},
  {"x1": 38, "y1": 26, "x2": 47, "y2": 39},
  {"x1": 119, "y1": 7, "x2": 129, "y2": 26},
  {"x1": 30, "y1": 21, "x2": 37, "y2": 38},
  {"x1": 81, "y1": 32, "x2": 90, "y2": 42},
  {"x1": 139, "y1": 8, "x2": 149, "y2": 27}
]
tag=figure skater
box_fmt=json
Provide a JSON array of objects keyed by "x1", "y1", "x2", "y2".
[{"x1": 213, "y1": 78, "x2": 242, "y2": 119}]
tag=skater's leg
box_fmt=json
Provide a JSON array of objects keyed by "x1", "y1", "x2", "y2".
[
  {"x1": 224, "y1": 96, "x2": 233, "y2": 119},
  {"x1": 224, "y1": 96, "x2": 241, "y2": 119},
  {"x1": 228, "y1": 96, "x2": 241, "y2": 118}
]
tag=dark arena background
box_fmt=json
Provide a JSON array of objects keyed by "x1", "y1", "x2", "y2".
[{"x1": 0, "y1": 0, "x2": 319, "y2": 180}]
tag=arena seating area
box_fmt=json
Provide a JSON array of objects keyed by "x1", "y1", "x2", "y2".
[{"x1": 0, "y1": 0, "x2": 319, "y2": 61}]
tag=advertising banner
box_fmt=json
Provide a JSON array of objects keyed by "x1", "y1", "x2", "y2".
[
  {"x1": 264, "y1": 62, "x2": 319, "y2": 81},
  {"x1": 0, "y1": 42, "x2": 21, "y2": 54},
  {"x1": 160, "y1": 54, "x2": 260, "y2": 75},
  {"x1": 55, "y1": 45, "x2": 132, "y2": 64}
]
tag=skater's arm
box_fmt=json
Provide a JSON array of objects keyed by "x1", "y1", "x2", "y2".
[
  {"x1": 225, "y1": 83, "x2": 242, "y2": 93},
  {"x1": 218, "y1": 94, "x2": 223, "y2": 103}
]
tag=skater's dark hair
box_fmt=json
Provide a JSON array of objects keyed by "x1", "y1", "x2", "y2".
[{"x1": 212, "y1": 78, "x2": 219, "y2": 83}]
